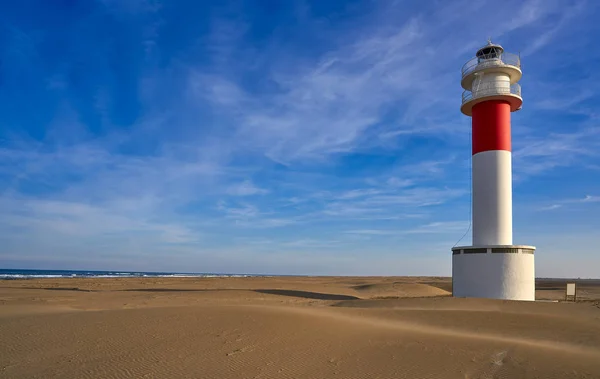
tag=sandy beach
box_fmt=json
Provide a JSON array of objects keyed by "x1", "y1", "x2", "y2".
[{"x1": 1, "y1": 276, "x2": 600, "y2": 378}]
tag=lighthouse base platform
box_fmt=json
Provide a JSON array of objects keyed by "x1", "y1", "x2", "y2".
[{"x1": 451, "y1": 245, "x2": 536, "y2": 301}]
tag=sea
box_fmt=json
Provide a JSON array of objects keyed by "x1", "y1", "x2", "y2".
[{"x1": 0, "y1": 268, "x2": 254, "y2": 280}]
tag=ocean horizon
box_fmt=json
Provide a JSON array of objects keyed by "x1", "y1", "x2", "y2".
[
  {"x1": 2, "y1": 269, "x2": 598, "y2": 281},
  {"x1": 0, "y1": 268, "x2": 263, "y2": 280}
]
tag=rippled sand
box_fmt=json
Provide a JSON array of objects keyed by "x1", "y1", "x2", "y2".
[{"x1": 1, "y1": 276, "x2": 599, "y2": 378}]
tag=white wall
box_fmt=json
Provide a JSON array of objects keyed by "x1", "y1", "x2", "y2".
[
  {"x1": 453, "y1": 252, "x2": 535, "y2": 301},
  {"x1": 473, "y1": 150, "x2": 513, "y2": 245}
]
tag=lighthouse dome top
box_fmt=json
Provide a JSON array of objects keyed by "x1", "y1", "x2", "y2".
[
  {"x1": 475, "y1": 40, "x2": 504, "y2": 59},
  {"x1": 461, "y1": 40, "x2": 522, "y2": 90}
]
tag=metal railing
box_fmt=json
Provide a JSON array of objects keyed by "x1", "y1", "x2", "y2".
[
  {"x1": 462, "y1": 83, "x2": 521, "y2": 105},
  {"x1": 461, "y1": 52, "x2": 521, "y2": 79}
]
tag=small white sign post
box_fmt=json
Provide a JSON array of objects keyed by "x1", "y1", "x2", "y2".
[{"x1": 566, "y1": 282, "x2": 577, "y2": 302}]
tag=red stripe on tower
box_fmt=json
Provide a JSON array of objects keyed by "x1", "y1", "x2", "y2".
[{"x1": 472, "y1": 100, "x2": 511, "y2": 155}]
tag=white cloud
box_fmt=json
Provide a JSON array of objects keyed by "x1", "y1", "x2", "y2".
[
  {"x1": 218, "y1": 202, "x2": 260, "y2": 219},
  {"x1": 0, "y1": 196, "x2": 199, "y2": 245},
  {"x1": 522, "y1": 0, "x2": 586, "y2": 55},
  {"x1": 281, "y1": 239, "x2": 342, "y2": 248},
  {"x1": 582, "y1": 195, "x2": 600, "y2": 203},
  {"x1": 338, "y1": 188, "x2": 382, "y2": 199},
  {"x1": 386, "y1": 178, "x2": 414, "y2": 188},
  {"x1": 537, "y1": 195, "x2": 600, "y2": 211},
  {"x1": 513, "y1": 128, "x2": 600, "y2": 177},
  {"x1": 226, "y1": 180, "x2": 269, "y2": 196},
  {"x1": 539, "y1": 204, "x2": 562, "y2": 211},
  {"x1": 343, "y1": 229, "x2": 398, "y2": 235},
  {"x1": 533, "y1": 90, "x2": 595, "y2": 112},
  {"x1": 360, "y1": 187, "x2": 466, "y2": 207},
  {"x1": 216, "y1": 202, "x2": 297, "y2": 228},
  {"x1": 195, "y1": 2, "x2": 536, "y2": 163},
  {"x1": 403, "y1": 221, "x2": 470, "y2": 234}
]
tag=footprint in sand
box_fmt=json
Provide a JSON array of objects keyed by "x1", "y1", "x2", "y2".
[{"x1": 466, "y1": 350, "x2": 508, "y2": 379}]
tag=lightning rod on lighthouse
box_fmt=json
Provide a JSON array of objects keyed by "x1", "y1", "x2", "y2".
[{"x1": 452, "y1": 41, "x2": 536, "y2": 301}]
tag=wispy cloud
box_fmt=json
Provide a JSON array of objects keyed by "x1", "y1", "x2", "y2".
[
  {"x1": 402, "y1": 221, "x2": 471, "y2": 234},
  {"x1": 338, "y1": 188, "x2": 382, "y2": 199},
  {"x1": 344, "y1": 221, "x2": 469, "y2": 237},
  {"x1": 513, "y1": 128, "x2": 600, "y2": 177},
  {"x1": 533, "y1": 90, "x2": 595, "y2": 112},
  {"x1": 522, "y1": 0, "x2": 586, "y2": 54},
  {"x1": 216, "y1": 202, "x2": 297, "y2": 228},
  {"x1": 192, "y1": 0, "x2": 572, "y2": 165},
  {"x1": 344, "y1": 229, "x2": 398, "y2": 236},
  {"x1": 0, "y1": 196, "x2": 199, "y2": 245},
  {"x1": 539, "y1": 204, "x2": 563, "y2": 211},
  {"x1": 227, "y1": 180, "x2": 269, "y2": 196},
  {"x1": 538, "y1": 194, "x2": 600, "y2": 211}
]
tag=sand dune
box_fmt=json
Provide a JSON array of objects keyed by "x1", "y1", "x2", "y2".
[
  {"x1": 1, "y1": 276, "x2": 600, "y2": 378},
  {"x1": 352, "y1": 282, "x2": 451, "y2": 298}
]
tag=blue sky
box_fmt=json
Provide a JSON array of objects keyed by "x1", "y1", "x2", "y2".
[{"x1": 1, "y1": 0, "x2": 599, "y2": 276}]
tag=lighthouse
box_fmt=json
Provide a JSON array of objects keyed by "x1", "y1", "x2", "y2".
[{"x1": 452, "y1": 41, "x2": 535, "y2": 301}]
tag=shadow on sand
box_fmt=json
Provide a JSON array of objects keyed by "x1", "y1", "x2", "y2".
[
  {"x1": 120, "y1": 288, "x2": 209, "y2": 292},
  {"x1": 253, "y1": 289, "x2": 359, "y2": 301},
  {"x1": 120, "y1": 288, "x2": 360, "y2": 300},
  {"x1": 15, "y1": 287, "x2": 95, "y2": 292},
  {"x1": 7, "y1": 286, "x2": 360, "y2": 301}
]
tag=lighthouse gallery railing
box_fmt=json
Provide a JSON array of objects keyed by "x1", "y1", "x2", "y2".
[
  {"x1": 462, "y1": 84, "x2": 521, "y2": 105},
  {"x1": 461, "y1": 52, "x2": 521, "y2": 79}
]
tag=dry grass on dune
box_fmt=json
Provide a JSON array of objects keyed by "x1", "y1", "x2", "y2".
[{"x1": 1, "y1": 276, "x2": 600, "y2": 379}]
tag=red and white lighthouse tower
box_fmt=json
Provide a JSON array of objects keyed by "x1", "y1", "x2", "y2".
[{"x1": 452, "y1": 41, "x2": 535, "y2": 301}]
